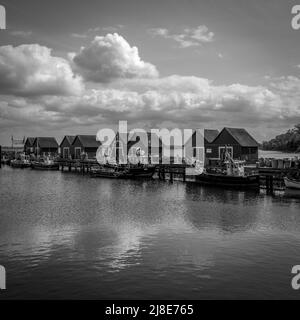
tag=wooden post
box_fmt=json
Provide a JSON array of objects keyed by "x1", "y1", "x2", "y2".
[
  {"x1": 269, "y1": 175, "x2": 274, "y2": 193},
  {"x1": 170, "y1": 169, "x2": 173, "y2": 183}
]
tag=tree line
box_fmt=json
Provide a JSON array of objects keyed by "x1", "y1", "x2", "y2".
[{"x1": 261, "y1": 124, "x2": 300, "y2": 152}]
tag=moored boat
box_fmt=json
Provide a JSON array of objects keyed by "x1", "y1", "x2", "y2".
[
  {"x1": 10, "y1": 154, "x2": 31, "y2": 169},
  {"x1": 31, "y1": 158, "x2": 59, "y2": 170},
  {"x1": 284, "y1": 176, "x2": 300, "y2": 190},
  {"x1": 195, "y1": 147, "x2": 260, "y2": 189},
  {"x1": 10, "y1": 159, "x2": 31, "y2": 168},
  {"x1": 127, "y1": 164, "x2": 156, "y2": 178},
  {"x1": 90, "y1": 166, "x2": 133, "y2": 178},
  {"x1": 195, "y1": 172, "x2": 260, "y2": 188}
]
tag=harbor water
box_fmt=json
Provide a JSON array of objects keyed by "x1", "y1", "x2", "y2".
[{"x1": 1, "y1": 165, "x2": 300, "y2": 299}]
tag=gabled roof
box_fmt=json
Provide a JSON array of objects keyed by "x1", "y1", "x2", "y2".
[
  {"x1": 204, "y1": 129, "x2": 219, "y2": 143},
  {"x1": 25, "y1": 137, "x2": 35, "y2": 146},
  {"x1": 60, "y1": 135, "x2": 76, "y2": 147},
  {"x1": 74, "y1": 135, "x2": 101, "y2": 148},
  {"x1": 223, "y1": 127, "x2": 258, "y2": 147},
  {"x1": 35, "y1": 137, "x2": 59, "y2": 148}
]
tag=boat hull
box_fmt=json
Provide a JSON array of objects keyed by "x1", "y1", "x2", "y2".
[
  {"x1": 90, "y1": 169, "x2": 133, "y2": 179},
  {"x1": 10, "y1": 161, "x2": 31, "y2": 168},
  {"x1": 195, "y1": 173, "x2": 260, "y2": 189},
  {"x1": 128, "y1": 166, "x2": 156, "y2": 178},
  {"x1": 31, "y1": 162, "x2": 59, "y2": 170},
  {"x1": 284, "y1": 177, "x2": 300, "y2": 190}
]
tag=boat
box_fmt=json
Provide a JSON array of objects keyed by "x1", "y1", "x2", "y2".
[
  {"x1": 125, "y1": 164, "x2": 156, "y2": 178},
  {"x1": 101, "y1": 163, "x2": 156, "y2": 179},
  {"x1": 10, "y1": 154, "x2": 31, "y2": 168},
  {"x1": 195, "y1": 171, "x2": 260, "y2": 188},
  {"x1": 284, "y1": 176, "x2": 300, "y2": 189},
  {"x1": 31, "y1": 157, "x2": 59, "y2": 170},
  {"x1": 195, "y1": 147, "x2": 260, "y2": 189},
  {"x1": 90, "y1": 166, "x2": 133, "y2": 179},
  {"x1": 10, "y1": 159, "x2": 31, "y2": 168}
]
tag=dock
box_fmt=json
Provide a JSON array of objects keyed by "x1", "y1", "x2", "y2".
[{"x1": 2, "y1": 156, "x2": 300, "y2": 193}]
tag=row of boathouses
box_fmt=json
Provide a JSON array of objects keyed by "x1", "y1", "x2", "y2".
[{"x1": 22, "y1": 127, "x2": 259, "y2": 164}]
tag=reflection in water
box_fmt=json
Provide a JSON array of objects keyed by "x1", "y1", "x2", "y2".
[{"x1": 1, "y1": 166, "x2": 300, "y2": 299}]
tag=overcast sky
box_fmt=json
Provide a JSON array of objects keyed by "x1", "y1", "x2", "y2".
[{"x1": 0, "y1": 0, "x2": 300, "y2": 144}]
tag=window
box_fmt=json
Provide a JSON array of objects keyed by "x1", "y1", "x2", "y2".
[{"x1": 63, "y1": 147, "x2": 70, "y2": 159}]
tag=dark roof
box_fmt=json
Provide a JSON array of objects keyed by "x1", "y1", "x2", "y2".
[
  {"x1": 75, "y1": 135, "x2": 101, "y2": 148},
  {"x1": 224, "y1": 127, "x2": 258, "y2": 147},
  {"x1": 60, "y1": 135, "x2": 76, "y2": 146},
  {"x1": 35, "y1": 137, "x2": 59, "y2": 148},
  {"x1": 25, "y1": 137, "x2": 35, "y2": 146},
  {"x1": 204, "y1": 129, "x2": 219, "y2": 143}
]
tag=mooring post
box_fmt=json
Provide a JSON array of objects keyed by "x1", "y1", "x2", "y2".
[
  {"x1": 269, "y1": 175, "x2": 274, "y2": 193},
  {"x1": 266, "y1": 175, "x2": 270, "y2": 192},
  {"x1": 170, "y1": 170, "x2": 173, "y2": 183}
]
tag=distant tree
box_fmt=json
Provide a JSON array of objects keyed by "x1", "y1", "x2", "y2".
[{"x1": 261, "y1": 124, "x2": 300, "y2": 152}]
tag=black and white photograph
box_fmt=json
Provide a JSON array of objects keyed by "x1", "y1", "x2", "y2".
[{"x1": 1, "y1": 0, "x2": 300, "y2": 305}]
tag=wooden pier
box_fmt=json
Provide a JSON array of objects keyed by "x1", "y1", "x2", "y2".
[
  {"x1": 2, "y1": 156, "x2": 300, "y2": 193},
  {"x1": 57, "y1": 159, "x2": 99, "y2": 174}
]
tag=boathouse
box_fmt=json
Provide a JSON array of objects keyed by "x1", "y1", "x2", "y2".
[
  {"x1": 207, "y1": 127, "x2": 259, "y2": 163},
  {"x1": 72, "y1": 135, "x2": 101, "y2": 159},
  {"x1": 97, "y1": 131, "x2": 162, "y2": 164},
  {"x1": 24, "y1": 137, "x2": 35, "y2": 155},
  {"x1": 60, "y1": 135, "x2": 76, "y2": 159},
  {"x1": 33, "y1": 137, "x2": 59, "y2": 157}
]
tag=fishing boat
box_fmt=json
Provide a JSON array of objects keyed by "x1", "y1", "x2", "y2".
[
  {"x1": 90, "y1": 166, "x2": 133, "y2": 179},
  {"x1": 31, "y1": 157, "x2": 59, "y2": 170},
  {"x1": 195, "y1": 147, "x2": 260, "y2": 189},
  {"x1": 10, "y1": 159, "x2": 31, "y2": 168},
  {"x1": 10, "y1": 154, "x2": 31, "y2": 168},
  {"x1": 284, "y1": 176, "x2": 300, "y2": 190},
  {"x1": 127, "y1": 164, "x2": 156, "y2": 178}
]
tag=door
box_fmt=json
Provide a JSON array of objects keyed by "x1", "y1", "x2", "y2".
[
  {"x1": 63, "y1": 147, "x2": 69, "y2": 159},
  {"x1": 75, "y1": 147, "x2": 81, "y2": 159}
]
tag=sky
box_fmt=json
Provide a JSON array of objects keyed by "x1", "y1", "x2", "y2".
[{"x1": 0, "y1": 0, "x2": 300, "y2": 145}]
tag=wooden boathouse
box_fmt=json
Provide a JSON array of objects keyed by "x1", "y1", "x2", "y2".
[
  {"x1": 24, "y1": 137, "x2": 35, "y2": 155},
  {"x1": 71, "y1": 135, "x2": 101, "y2": 159},
  {"x1": 205, "y1": 127, "x2": 259, "y2": 163},
  {"x1": 33, "y1": 137, "x2": 59, "y2": 157},
  {"x1": 60, "y1": 135, "x2": 76, "y2": 159}
]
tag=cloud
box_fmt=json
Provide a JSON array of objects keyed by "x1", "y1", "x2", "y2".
[
  {"x1": 1, "y1": 75, "x2": 291, "y2": 137},
  {"x1": 71, "y1": 33, "x2": 159, "y2": 83},
  {"x1": 1, "y1": 34, "x2": 299, "y2": 144},
  {"x1": 149, "y1": 25, "x2": 214, "y2": 48},
  {"x1": 0, "y1": 44, "x2": 83, "y2": 96}
]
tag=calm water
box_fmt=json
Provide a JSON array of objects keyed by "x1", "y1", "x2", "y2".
[{"x1": 1, "y1": 165, "x2": 300, "y2": 299}]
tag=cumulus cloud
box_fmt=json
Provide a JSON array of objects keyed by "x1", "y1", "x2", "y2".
[
  {"x1": 0, "y1": 44, "x2": 83, "y2": 96},
  {"x1": 1, "y1": 75, "x2": 289, "y2": 135},
  {"x1": 72, "y1": 33, "x2": 159, "y2": 83},
  {"x1": 1, "y1": 34, "x2": 300, "y2": 144},
  {"x1": 149, "y1": 25, "x2": 214, "y2": 48}
]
